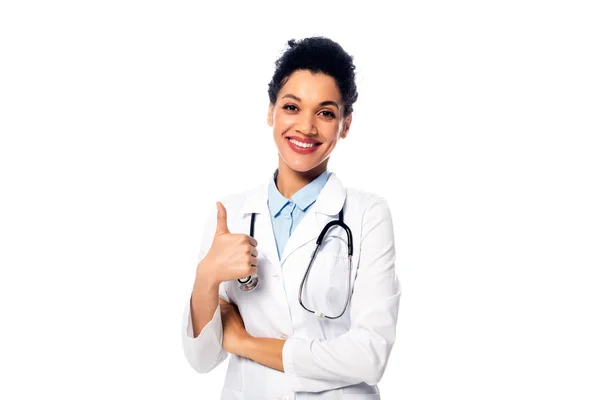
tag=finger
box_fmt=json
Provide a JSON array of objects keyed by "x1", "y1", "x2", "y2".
[
  {"x1": 248, "y1": 235, "x2": 258, "y2": 247},
  {"x1": 215, "y1": 202, "x2": 230, "y2": 235},
  {"x1": 250, "y1": 247, "x2": 258, "y2": 257},
  {"x1": 249, "y1": 255, "x2": 258, "y2": 267}
]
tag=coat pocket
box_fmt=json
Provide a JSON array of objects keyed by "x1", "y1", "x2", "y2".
[{"x1": 325, "y1": 253, "x2": 353, "y2": 318}]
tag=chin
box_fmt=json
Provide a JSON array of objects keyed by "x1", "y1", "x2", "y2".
[
  {"x1": 288, "y1": 158, "x2": 327, "y2": 172},
  {"x1": 286, "y1": 161, "x2": 315, "y2": 171}
]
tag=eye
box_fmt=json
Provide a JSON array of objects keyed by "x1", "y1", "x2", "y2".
[
  {"x1": 320, "y1": 110, "x2": 336, "y2": 119},
  {"x1": 283, "y1": 104, "x2": 298, "y2": 111}
]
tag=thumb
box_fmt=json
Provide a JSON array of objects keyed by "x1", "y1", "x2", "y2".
[{"x1": 215, "y1": 201, "x2": 230, "y2": 235}]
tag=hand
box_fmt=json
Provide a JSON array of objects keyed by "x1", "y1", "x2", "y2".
[
  {"x1": 219, "y1": 298, "x2": 250, "y2": 355},
  {"x1": 196, "y1": 201, "x2": 259, "y2": 285}
]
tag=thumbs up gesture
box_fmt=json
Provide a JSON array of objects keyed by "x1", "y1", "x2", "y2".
[{"x1": 197, "y1": 202, "x2": 259, "y2": 286}]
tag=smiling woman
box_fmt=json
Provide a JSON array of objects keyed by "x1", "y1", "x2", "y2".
[
  {"x1": 270, "y1": 70, "x2": 351, "y2": 172},
  {"x1": 181, "y1": 37, "x2": 401, "y2": 400}
]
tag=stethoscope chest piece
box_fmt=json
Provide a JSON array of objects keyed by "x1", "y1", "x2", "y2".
[{"x1": 238, "y1": 274, "x2": 259, "y2": 291}]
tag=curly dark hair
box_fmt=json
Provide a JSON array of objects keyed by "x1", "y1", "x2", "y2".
[{"x1": 267, "y1": 36, "x2": 358, "y2": 117}]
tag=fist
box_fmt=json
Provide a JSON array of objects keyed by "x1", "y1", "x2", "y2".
[{"x1": 197, "y1": 201, "x2": 258, "y2": 284}]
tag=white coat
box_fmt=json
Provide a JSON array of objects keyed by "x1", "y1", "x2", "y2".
[{"x1": 181, "y1": 172, "x2": 401, "y2": 399}]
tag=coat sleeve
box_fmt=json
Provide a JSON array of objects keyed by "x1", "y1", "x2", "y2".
[
  {"x1": 181, "y1": 203, "x2": 230, "y2": 373},
  {"x1": 282, "y1": 196, "x2": 401, "y2": 391}
]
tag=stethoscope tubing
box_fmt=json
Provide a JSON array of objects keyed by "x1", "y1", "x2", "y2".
[
  {"x1": 238, "y1": 206, "x2": 354, "y2": 318},
  {"x1": 298, "y1": 215, "x2": 353, "y2": 319}
]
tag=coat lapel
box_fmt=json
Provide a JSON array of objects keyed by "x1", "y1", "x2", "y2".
[
  {"x1": 239, "y1": 172, "x2": 347, "y2": 268},
  {"x1": 279, "y1": 172, "x2": 347, "y2": 266},
  {"x1": 239, "y1": 182, "x2": 280, "y2": 269}
]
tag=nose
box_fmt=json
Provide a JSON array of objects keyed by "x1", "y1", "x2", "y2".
[{"x1": 295, "y1": 112, "x2": 317, "y2": 135}]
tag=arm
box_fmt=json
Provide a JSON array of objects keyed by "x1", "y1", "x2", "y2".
[
  {"x1": 182, "y1": 293, "x2": 229, "y2": 374},
  {"x1": 219, "y1": 298, "x2": 285, "y2": 371},
  {"x1": 190, "y1": 263, "x2": 220, "y2": 338},
  {"x1": 181, "y1": 256, "x2": 231, "y2": 374},
  {"x1": 182, "y1": 199, "x2": 259, "y2": 374},
  {"x1": 239, "y1": 337, "x2": 285, "y2": 372},
  {"x1": 224, "y1": 323, "x2": 348, "y2": 391},
  {"x1": 181, "y1": 204, "x2": 229, "y2": 374}
]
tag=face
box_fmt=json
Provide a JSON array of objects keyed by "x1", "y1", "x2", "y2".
[{"x1": 267, "y1": 69, "x2": 352, "y2": 174}]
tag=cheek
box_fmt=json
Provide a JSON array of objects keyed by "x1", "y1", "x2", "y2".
[
  {"x1": 277, "y1": 112, "x2": 296, "y2": 125},
  {"x1": 273, "y1": 113, "x2": 295, "y2": 130},
  {"x1": 319, "y1": 123, "x2": 341, "y2": 140}
]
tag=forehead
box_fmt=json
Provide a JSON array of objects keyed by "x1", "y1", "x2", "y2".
[{"x1": 278, "y1": 70, "x2": 342, "y2": 103}]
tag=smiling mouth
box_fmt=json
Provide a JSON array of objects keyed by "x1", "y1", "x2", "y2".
[{"x1": 286, "y1": 137, "x2": 322, "y2": 148}]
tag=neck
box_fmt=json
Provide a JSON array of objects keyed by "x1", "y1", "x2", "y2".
[{"x1": 276, "y1": 159, "x2": 328, "y2": 199}]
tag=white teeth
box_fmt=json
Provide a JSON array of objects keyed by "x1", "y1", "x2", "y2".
[{"x1": 290, "y1": 139, "x2": 317, "y2": 148}]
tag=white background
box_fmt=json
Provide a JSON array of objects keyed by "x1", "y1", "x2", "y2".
[{"x1": 1, "y1": 1, "x2": 599, "y2": 399}]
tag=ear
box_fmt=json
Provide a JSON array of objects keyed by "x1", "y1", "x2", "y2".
[
  {"x1": 341, "y1": 113, "x2": 352, "y2": 139},
  {"x1": 267, "y1": 103, "x2": 274, "y2": 127}
]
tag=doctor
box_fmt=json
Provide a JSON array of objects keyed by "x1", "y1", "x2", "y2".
[{"x1": 182, "y1": 36, "x2": 401, "y2": 399}]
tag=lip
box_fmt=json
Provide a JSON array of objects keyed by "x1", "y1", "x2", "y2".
[
  {"x1": 286, "y1": 137, "x2": 321, "y2": 154},
  {"x1": 285, "y1": 136, "x2": 321, "y2": 144}
]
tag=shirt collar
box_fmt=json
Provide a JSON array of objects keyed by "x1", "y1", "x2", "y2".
[{"x1": 268, "y1": 168, "x2": 331, "y2": 217}]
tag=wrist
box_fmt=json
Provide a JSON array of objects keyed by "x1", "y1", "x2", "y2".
[
  {"x1": 193, "y1": 274, "x2": 220, "y2": 294},
  {"x1": 237, "y1": 334, "x2": 254, "y2": 359},
  {"x1": 195, "y1": 259, "x2": 221, "y2": 291}
]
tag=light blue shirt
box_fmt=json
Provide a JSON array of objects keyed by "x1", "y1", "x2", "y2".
[{"x1": 267, "y1": 168, "x2": 331, "y2": 261}]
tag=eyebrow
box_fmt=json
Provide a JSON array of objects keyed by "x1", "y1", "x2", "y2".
[{"x1": 281, "y1": 94, "x2": 340, "y2": 110}]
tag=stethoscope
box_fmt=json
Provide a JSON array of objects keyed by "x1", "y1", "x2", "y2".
[{"x1": 238, "y1": 207, "x2": 354, "y2": 319}]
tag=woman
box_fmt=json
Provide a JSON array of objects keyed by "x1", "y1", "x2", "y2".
[{"x1": 182, "y1": 36, "x2": 401, "y2": 399}]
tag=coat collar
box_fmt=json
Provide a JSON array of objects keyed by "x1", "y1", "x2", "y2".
[
  {"x1": 268, "y1": 169, "x2": 331, "y2": 216},
  {"x1": 240, "y1": 171, "x2": 347, "y2": 266},
  {"x1": 240, "y1": 171, "x2": 346, "y2": 217}
]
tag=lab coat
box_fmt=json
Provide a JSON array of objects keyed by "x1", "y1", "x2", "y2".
[{"x1": 182, "y1": 172, "x2": 401, "y2": 399}]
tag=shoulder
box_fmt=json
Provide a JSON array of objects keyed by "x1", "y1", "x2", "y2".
[
  {"x1": 341, "y1": 185, "x2": 396, "y2": 254},
  {"x1": 342, "y1": 184, "x2": 394, "y2": 236},
  {"x1": 214, "y1": 181, "x2": 267, "y2": 220},
  {"x1": 345, "y1": 185, "x2": 392, "y2": 215},
  {"x1": 329, "y1": 172, "x2": 390, "y2": 214}
]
